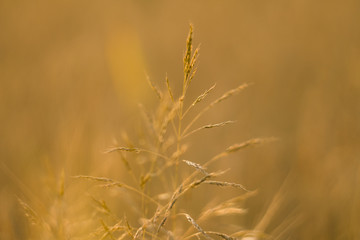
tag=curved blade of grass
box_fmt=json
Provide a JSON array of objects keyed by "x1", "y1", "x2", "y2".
[
  {"x1": 183, "y1": 83, "x2": 216, "y2": 118},
  {"x1": 182, "y1": 120, "x2": 236, "y2": 139},
  {"x1": 183, "y1": 160, "x2": 208, "y2": 175},
  {"x1": 146, "y1": 74, "x2": 163, "y2": 99},
  {"x1": 225, "y1": 137, "x2": 277, "y2": 153},
  {"x1": 181, "y1": 213, "x2": 213, "y2": 240},
  {"x1": 182, "y1": 83, "x2": 250, "y2": 136},
  {"x1": 165, "y1": 73, "x2": 174, "y2": 102},
  {"x1": 104, "y1": 146, "x2": 171, "y2": 162},
  {"x1": 100, "y1": 219, "x2": 116, "y2": 240},
  {"x1": 204, "y1": 137, "x2": 278, "y2": 168},
  {"x1": 74, "y1": 175, "x2": 162, "y2": 207},
  {"x1": 204, "y1": 180, "x2": 250, "y2": 192}
]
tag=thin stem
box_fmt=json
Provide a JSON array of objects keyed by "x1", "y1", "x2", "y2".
[
  {"x1": 74, "y1": 176, "x2": 162, "y2": 207},
  {"x1": 182, "y1": 83, "x2": 249, "y2": 136},
  {"x1": 182, "y1": 104, "x2": 211, "y2": 137},
  {"x1": 106, "y1": 147, "x2": 170, "y2": 162}
]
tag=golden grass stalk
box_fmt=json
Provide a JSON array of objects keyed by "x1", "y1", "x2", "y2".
[
  {"x1": 124, "y1": 215, "x2": 135, "y2": 239},
  {"x1": 91, "y1": 196, "x2": 112, "y2": 216},
  {"x1": 158, "y1": 100, "x2": 180, "y2": 143},
  {"x1": 183, "y1": 24, "x2": 200, "y2": 95},
  {"x1": 104, "y1": 147, "x2": 141, "y2": 153},
  {"x1": 203, "y1": 137, "x2": 278, "y2": 168},
  {"x1": 156, "y1": 184, "x2": 184, "y2": 233},
  {"x1": 146, "y1": 74, "x2": 163, "y2": 99},
  {"x1": 204, "y1": 180, "x2": 250, "y2": 192},
  {"x1": 226, "y1": 137, "x2": 277, "y2": 153},
  {"x1": 74, "y1": 175, "x2": 161, "y2": 207},
  {"x1": 191, "y1": 231, "x2": 237, "y2": 240},
  {"x1": 156, "y1": 168, "x2": 226, "y2": 233},
  {"x1": 181, "y1": 213, "x2": 212, "y2": 240},
  {"x1": 182, "y1": 83, "x2": 250, "y2": 136},
  {"x1": 182, "y1": 120, "x2": 236, "y2": 139},
  {"x1": 118, "y1": 232, "x2": 128, "y2": 240},
  {"x1": 182, "y1": 83, "x2": 216, "y2": 118},
  {"x1": 100, "y1": 219, "x2": 116, "y2": 240},
  {"x1": 212, "y1": 83, "x2": 250, "y2": 105},
  {"x1": 212, "y1": 207, "x2": 247, "y2": 216},
  {"x1": 157, "y1": 168, "x2": 232, "y2": 233},
  {"x1": 190, "y1": 83, "x2": 216, "y2": 108},
  {"x1": 165, "y1": 73, "x2": 174, "y2": 102},
  {"x1": 182, "y1": 159, "x2": 208, "y2": 175},
  {"x1": 104, "y1": 146, "x2": 170, "y2": 161},
  {"x1": 206, "y1": 231, "x2": 236, "y2": 240},
  {"x1": 14, "y1": 24, "x2": 287, "y2": 240},
  {"x1": 65, "y1": 24, "x2": 277, "y2": 240},
  {"x1": 201, "y1": 191, "x2": 258, "y2": 225}
]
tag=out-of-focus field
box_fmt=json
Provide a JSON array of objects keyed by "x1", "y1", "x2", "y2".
[{"x1": 1, "y1": 0, "x2": 359, "y2": 239}]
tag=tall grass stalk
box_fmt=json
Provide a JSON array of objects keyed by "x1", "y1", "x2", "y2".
[{"x1": 20, "y1": 25, "x2": 277, "y2": 240}]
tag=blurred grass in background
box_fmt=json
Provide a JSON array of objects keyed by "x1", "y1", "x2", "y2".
[{"x1": 1, "y1": 0, "x2": 359, "y2": 239}]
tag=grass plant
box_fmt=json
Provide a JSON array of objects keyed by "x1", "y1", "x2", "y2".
[{"x1": 20, "y1": 25, "x2": 276, "y2": 240}]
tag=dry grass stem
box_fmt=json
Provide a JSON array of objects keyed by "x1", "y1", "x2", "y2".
[
  {"x1": 181, "y1": 213, "x2": 212, "y2": 240},
  {"x1": 42, "y1": 25, "x2": 276, "y2": 240},
  {"x1": 182, "y1": 83, "x2": 250, "y2": 136},
  {"x1": 182, "y1": 120, "x2": 236, "y2": 139},
  {"x1": 91, "y1": 196, "x2": 112, "y2": 216},
  {"x1": 183, "y1": 83, "x2": 217, "y2": 118},
  {"x1": 204, "y1": 180, "x2": 250, "y2": 192},
  {"x1": 156, "y1": 184, "x2": 184, "y2": 233},
  {"x1": 202, "y1": 137, "x2": 277, "y2": 169},
  {"x1": 74, "y1": 175, "x2": 162, "y2": 207},
  {"x1": 165, "y1": 74, "x2": 175, "y2": 102},
  {"x1": 105, "y1": 146, "x2": 171, "y2": 161},
  {"x1": 159, "y1": 100, "x2": 180, "y2": 143},
  {"x1": 211, "y1": 83, "x2": 250, "y2": 106},
  {"x1": 183, "y1": 160, "x2": 208, "y2": 175},
  {"x1": 226, "y1": 137, "x2": 278, "y2": 153},
  {"x1": 138, "y1": 103, "x2": 156, "y2": 134},
  {"x1": 204, "y1": 231, "x2": 237, "y2": 240},
  {"x1": 124, "y1": 216, "x2": 135, "y2": 239},
  {"x1": 104, "y1": 147, "x2": 141, "y2": 153},
  {"x1": 213, "y1": 207, "x2": 247, "y2": 216},
  {"x1": 146, "y1": 74, "x2": 163, "y2": 99},
  {"x1": 100, "y1": 219, "x2": 116, "y2": 240}
]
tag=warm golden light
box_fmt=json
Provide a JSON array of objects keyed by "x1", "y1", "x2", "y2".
[{"x1": 0, "y1": 1, "x2": 359, "y2": 239}]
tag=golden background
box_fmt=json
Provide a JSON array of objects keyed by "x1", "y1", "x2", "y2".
[{"x1": 1, "y1": 0, "x2": 359, "y2": 239}]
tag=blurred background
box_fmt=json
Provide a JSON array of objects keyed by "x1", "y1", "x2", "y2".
[{"x1": 1, "y1": 0, "x2": 359, "y2": 239}]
